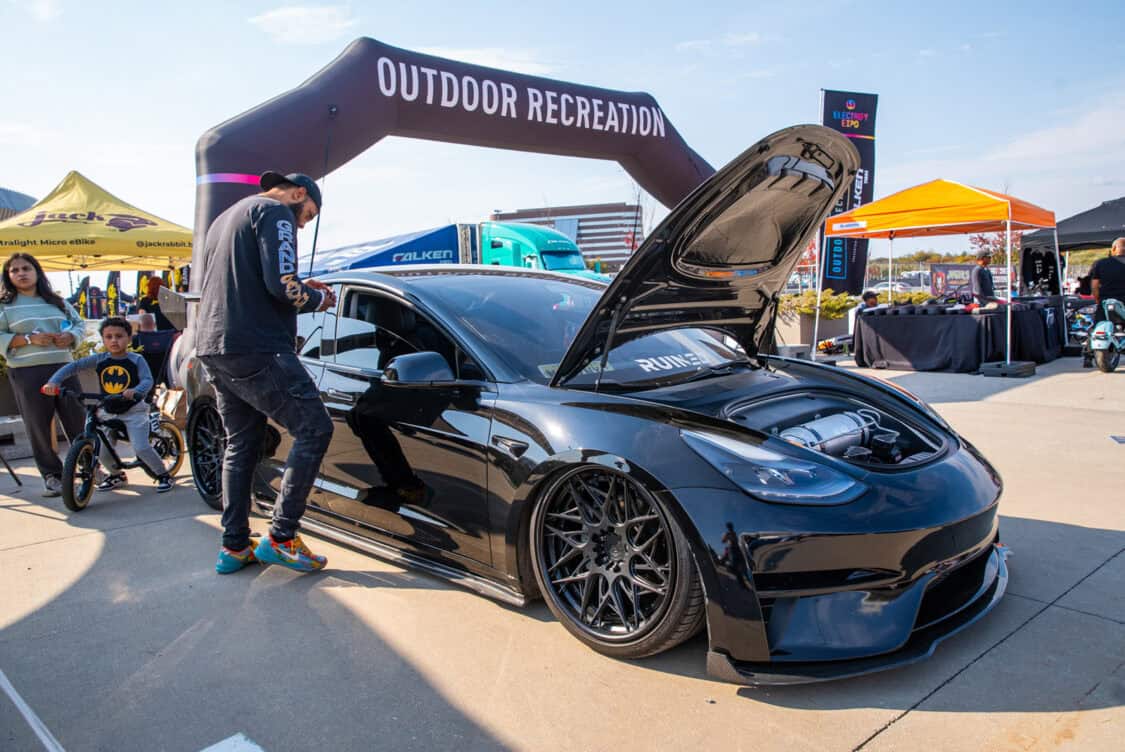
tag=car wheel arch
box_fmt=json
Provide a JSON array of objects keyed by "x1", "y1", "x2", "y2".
[{"x1": 506, "y1": 450, "x2": 715, "y2": 604}]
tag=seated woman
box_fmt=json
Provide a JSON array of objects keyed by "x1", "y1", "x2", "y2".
[{"x1": 136, "y1": 278, "x2": 177, "y2": 331}]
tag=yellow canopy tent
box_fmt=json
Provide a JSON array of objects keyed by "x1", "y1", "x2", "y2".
[
  {"x1": 0, "y1": 171, "x2": 192, "y2": 271},
  {"x1": 816, "y1": 179, "x2": 1058, "y2": 365}
]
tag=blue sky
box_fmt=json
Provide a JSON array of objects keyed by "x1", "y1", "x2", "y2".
[{"x1": 4, "y1": 0, "x2": 1123, "y2": 291}]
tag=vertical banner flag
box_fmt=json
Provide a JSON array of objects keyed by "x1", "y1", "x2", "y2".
[{"x1": 820, "y1": 90, "x2": 877, "y2": 295}]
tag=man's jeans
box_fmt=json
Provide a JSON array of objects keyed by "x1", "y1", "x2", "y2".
[{"x1": 200, "y1": 353, "x2": 333, "y2": 550}]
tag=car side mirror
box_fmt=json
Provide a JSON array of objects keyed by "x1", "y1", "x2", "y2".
[{"x1": 381, "y1": 351, "x2": 455, "y2": 386}]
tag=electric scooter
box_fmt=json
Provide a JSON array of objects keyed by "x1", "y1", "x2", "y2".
[{"x1": 1089, "y1": 297, "x2": 1125, "y2": 373}]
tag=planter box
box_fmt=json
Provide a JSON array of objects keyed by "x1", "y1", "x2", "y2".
[
  {"x1": 773, "y1": 312, "x2": 848, "y2": 346},
  {"x1": 801, "y1": 313, "x2": 848, "y2": 344}
]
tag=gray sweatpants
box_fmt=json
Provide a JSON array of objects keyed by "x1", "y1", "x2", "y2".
[{"x1": 98, "y1": 402, "x2": 166, "y2": 477}]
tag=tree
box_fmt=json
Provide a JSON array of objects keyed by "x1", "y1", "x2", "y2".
[{"x1": 968, "y1": 230, "x2": 1024, "y2": 267}]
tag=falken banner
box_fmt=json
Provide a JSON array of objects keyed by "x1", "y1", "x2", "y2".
[{"x1": 820, "y1": 90, "x2": 877, "y2": 295}]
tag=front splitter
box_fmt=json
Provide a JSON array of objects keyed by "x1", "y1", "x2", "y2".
[{"x1": 707, "y1": 543, "x2": 1010, "y2": 685}]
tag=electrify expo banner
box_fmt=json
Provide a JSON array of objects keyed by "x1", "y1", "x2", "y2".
[{"x1": 820, "y1": 90, "x2": 877, "y2": 295}]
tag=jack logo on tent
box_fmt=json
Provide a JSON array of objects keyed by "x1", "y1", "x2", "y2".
[
  {"x1": 19, "y1": 211, "x2": 104, "y2": 228},
  {"x1": 19, "y1": 211, "x2": 157, "y2": 232},
  {"x1": 106, "y1": 214, "x2": 157, "y2": 232}
]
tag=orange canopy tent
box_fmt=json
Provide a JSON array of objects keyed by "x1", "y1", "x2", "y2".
[
  {"x1": 817, "y1": 179, "x2": 1059, "y2": 365},
  {"x1": 824, "y1": 179, "x2": 1056, "y2": 239}
]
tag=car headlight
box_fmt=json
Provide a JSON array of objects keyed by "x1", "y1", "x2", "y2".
[{"x1": 681, "y1": 430, "x2": 867, "y2": 506}]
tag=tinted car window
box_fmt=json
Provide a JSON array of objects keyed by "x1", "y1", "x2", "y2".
[
  {"x1": 408, "y1": 273, "x2": 743, "y2": 385},
  {"x1": 328, "y1": 288, "x2": 475, "y2": 376}
]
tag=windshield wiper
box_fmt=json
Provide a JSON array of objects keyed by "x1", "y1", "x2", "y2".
[{"x1": 672, "y1": 358, "x2": 758, "y2": 384}]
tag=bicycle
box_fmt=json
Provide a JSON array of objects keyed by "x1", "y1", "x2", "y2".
[{"x1": 54, "y1": 388, "x2": 185, "y2": 512}]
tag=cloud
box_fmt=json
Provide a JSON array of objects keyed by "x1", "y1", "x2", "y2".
[
  {"x1": 674, "y1": 39, "x2": 711, "y2": 53},
  {"x1": 740, "y1": 68, "x2": 781, "y2": 80},
  {"x1": 0, "y1": 122, "x2": 51, "y2": 146},
  {"x1": 675, "y1": 31, "x2": 769, "y2": 55},
  {"x1": 986, "y1": 99, "x2": 1125, "y2": 162},
  {"x1": 417, "y1": 47, "x2": 556, "y2": 76},
  {"x1": 9, "y1": 0, "x2": 61, "y2": 21},
  {"x1": 248, "y1": 5, "x2": 357, "y2": 45},
  {"x1": 902, "y1": 144, "x2": 962, "y2": 157},
  {"x1": 722, "y1": 32, "x2": 762, "y2": 46},
  {"x1": 918, "y1": 48, "x2": 936, "y2": 57},
  {"x1": 877, "y1": 91, "x2": 1125, "y2": 223}
]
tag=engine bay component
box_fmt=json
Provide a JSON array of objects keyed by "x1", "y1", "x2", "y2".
[
  {"x1": 778, "y1": 409, "x2": 887, "y2": 456},
  {"x1": 727, "y1": 391, "x2": 941, "y2": 467}
]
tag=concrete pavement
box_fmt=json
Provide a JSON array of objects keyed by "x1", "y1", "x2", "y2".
[{"x1": 1, "y1": 357, "x2": 1122, "y2": 751}]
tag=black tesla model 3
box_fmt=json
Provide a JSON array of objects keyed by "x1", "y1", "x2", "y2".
[{"x1": 182, "y1": 125, "x2": 1008, "y2": 684}]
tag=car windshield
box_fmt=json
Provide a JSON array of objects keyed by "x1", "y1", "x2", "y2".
[
  {"x1": 409, "y1": 272, "x2": 746, "y2": 386},
  {"x1": 540, "y1": 251, "x2": 586, "y2": 272}
]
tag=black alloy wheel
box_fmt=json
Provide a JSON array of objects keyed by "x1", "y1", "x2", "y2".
[
  {"x1": 61, "y1": 437, "x2": 97, "y2": 513},
  {"x1": 188, "y1": 399, "x2": 225, "y2": 510},
  {"x1": 530, "y1": 466, "x2": 704, "y2": 659}
]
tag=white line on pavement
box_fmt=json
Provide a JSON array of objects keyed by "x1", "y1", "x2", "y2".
[
  {"x1": 0, "y1": 668, "x2": 66, "y2": 752},
  {"x1": 200, "y1": 733, "x2": 268, "y2": 752}
]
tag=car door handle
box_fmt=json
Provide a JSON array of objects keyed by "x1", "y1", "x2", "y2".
[
  {"x1": 491, "y1": 435, "x2": 529, "y2": 458},
  {"x1": 325, "y1": 388, "x2": 356, "y2": 404}
]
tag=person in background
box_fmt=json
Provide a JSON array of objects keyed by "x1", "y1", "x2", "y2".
[
  {"x1": 0, "y1": 253, "x2": 87, "y2": 497},
  {"x1": 1091, "y1": 238, "x2": 1125, "y2": 315},
  {"x1": 133, "y1": 313, "x2": 176, "y2": 387},
  {"x1": 1084, "y1": 238, "x2": 1125, "y2": 367},
  {"x1": 848, "y1": 290, "x2": 883, "y2": 334},
  {"x1": 42, "y1": 317, "x2": 173, "y2": 493},
  {"x1": 136, "y1": 277, "x2": 176, "y2": 331},
  {"x1": 970, "y1": 249, "x2": 1000, "y2": 305}
]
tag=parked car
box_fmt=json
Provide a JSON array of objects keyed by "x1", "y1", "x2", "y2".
[
  {"x1": 182, "y1": 126, "x2": 1007, "y2": 684},
  {"x1": 870, "y1": 281, "x2": 911, "y2": 294}
]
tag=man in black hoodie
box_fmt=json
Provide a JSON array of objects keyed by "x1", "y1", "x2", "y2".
[{"x1": 196, "y1": 171, "x2": 337, "y2": 574}]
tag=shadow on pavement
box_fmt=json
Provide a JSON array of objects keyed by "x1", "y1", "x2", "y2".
[
  {"x1": 0, "y1": 505, "x2": 511, "y2": 751},
  {"x1": 636, "y1": 515, "x2": 1125, "y2": 712}
]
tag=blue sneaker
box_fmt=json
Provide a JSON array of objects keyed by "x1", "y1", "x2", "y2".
[
  {"x1": 215, "y1": 544, "x2": 258, "y2": 574},
  {"x1": 254, "y1": 534, "x2": 326, "y2": 573}
]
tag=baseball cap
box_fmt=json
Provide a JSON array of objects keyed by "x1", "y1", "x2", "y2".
[{"x1": 259, "y1": 171, "x2": 322, "y2": 211}]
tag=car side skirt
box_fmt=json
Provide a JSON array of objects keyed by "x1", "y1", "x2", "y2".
[{"x1": 297, "y1": 516, "x2": 530, "y2": 607}]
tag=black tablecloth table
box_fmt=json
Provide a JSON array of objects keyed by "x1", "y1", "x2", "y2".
[{"x1": 854, "y1": 307, "x2": 1061, "y2": 372}]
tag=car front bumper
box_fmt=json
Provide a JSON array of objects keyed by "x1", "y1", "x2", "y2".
[{"x1": 706, "y1": 542, "x2": 1009, "y2": 685}]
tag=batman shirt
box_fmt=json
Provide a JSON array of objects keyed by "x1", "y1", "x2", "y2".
[{"x1": 48, "y1": 351, "x2": 154, "y2": 399}]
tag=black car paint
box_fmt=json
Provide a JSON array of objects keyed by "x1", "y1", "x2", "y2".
[
  {"x1": 184, "y1": 268, "x2": 1005, "y2": 683},
  {"x1": 183, "y1": 125, "x2": 1006, "y2": 683}
]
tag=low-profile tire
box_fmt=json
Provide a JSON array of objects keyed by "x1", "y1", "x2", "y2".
[
  {"x1": 529, "y1": 465, "x2": 705, "y2": 660},
  {"x1": 187, "y1": 399, "x2": 225, "y2": 510},
  {"x1": 150, "y1": 418, "x2": 185, "y2": 477},
  {"x1": 1095, "y1": 349, "x2": 1120, "y2": 373},
  {"x1": 61, "y1": 437, "x2": 97, "y2": 513}
]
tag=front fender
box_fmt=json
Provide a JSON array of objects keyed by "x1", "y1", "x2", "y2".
[{"x1": 1090, "y1": 320, "x2": 1116, "y2": 349}]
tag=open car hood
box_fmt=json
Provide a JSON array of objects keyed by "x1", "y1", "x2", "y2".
[{"x1": 551, "y1": 124, "x2": 859, "y2": 387}]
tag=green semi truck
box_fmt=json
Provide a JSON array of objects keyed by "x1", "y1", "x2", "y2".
[{"x1": 303, "y1": 221, "x2": 609, "y2": 281}]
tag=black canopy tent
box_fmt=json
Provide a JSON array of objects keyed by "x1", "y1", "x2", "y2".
[
  {"x1": 1022, "y1": 196, "x2": 1125, "y2": 288},
  {"x1": 1024, "y1": 196, "x2": 1125, "y2": 252}
]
